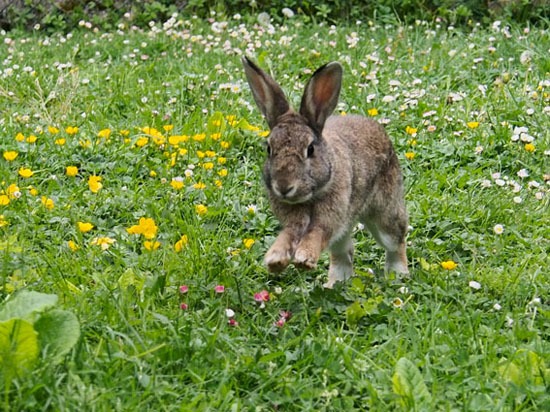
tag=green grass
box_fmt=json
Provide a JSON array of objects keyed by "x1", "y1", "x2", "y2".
[{"x1": 0, "y1": 15, "x2": 549, "y2": 411}]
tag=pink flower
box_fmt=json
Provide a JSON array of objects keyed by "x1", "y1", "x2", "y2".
[
  {"x1": 179, "y1": 285, "x2": 189, "y2": 293},
  {"x1": 180, "y1": 302, "x2": 188, "y2": 310},
  {"x1": 254, "y1": 290, "x2": 270, "y2": 302},
  {"x1": 274, "y1": 318, "x2": 285, "y2": 328},
  {"x1": 280, "y1": 311, "x2": 291, "y2": 320},
  {"x1": 228, "y1": 319, "x2": 238, "y2": 327},
  {"x1": 214, "y1": 285, "x2": 225, "y2": 293}
]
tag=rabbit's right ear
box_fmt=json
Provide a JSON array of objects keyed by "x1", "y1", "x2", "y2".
[{"x1": 242, "y1": 57, "x2": 290, "y2": 129}]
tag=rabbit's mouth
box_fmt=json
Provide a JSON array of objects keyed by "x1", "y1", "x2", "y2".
[{"x1": 278, "y1": 191, "x2": 313, "y2": 204}]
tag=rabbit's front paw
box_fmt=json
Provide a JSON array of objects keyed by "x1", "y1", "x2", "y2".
[
  {"x1": 264, "y1": 246, "x2": 292, "y2": 273},
  {"x1": 293, "y1": 245, "x2": 319, "y2": 270}
]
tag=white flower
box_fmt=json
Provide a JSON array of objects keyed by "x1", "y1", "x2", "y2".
[
  {"x1": 225, "y1": 308, "x2": 235, "y2": 318},
  {"x1": 475, "y1": 145, "x2": 484, "y2": 154},
  {"x1": 535, "y1": 192, "x2": 543, "y2": 200},
  {"x1": 493, "y1": 224, "x2": 504, "y2": 234},
  {"x1": 513, "y1": 196, "x2": 522, "y2": 204},
  {"x1": 281, "y1": 8, "x2": 294, "y2": 18},
  {"x1": 495, "y1": 179, "x2": 505, "y2": 187},
  {"x1": 274, "y1": 286, "x2": 282, "y2": 294},
  {"x1": 258, "y1": 12, "x2": 271, "y2": 26},
  {"x1": 382, "y1": 95, "x2": 394, "y2": 103},
  {"x1": 481, "y1": 179, "x2": 492, "y2": 188},
  {"x1": 398, "y1": 286, "x2": 409, "y2": 294},
  {"x1": 517, "y1": 169, "x2": 529, "y2": 178},
  {"x1": 393, "y1": 297, "x2": 404, "y2": 308},
  {"x1": 246, "y1": 204, "x2": 257, "y2": 215},
  {"x1": 506, "y1": 316, "x2": 514, "y2": 327},
  {"x1": 356, "y1": 223, "x2": 365, "y2": 231},
  {"x1": 520, "y1": 50, "x2": 532, "y2": 65},
  {"x1": 493, "y1": 303, "x2": 502, "y2": 311},
  {"x1": 469, "y1": 280, "x2": 481, "y2": 290}
]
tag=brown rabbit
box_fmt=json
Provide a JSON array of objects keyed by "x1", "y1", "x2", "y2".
[{"x1": 242, "y1": 57, "x2": 409, "y2": 288}]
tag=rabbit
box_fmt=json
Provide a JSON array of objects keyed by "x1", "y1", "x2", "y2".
[{"x1": 242, "y1": 57, "x2": 409, "y2": 288}]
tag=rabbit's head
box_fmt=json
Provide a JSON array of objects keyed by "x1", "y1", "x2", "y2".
[{"x1": 242, "y1": 57, "x2": 342, "y2": 204}]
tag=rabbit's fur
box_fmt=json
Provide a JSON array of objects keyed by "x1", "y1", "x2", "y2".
[{"x1": 242, "y1": 58, "x2": 408, "y2": 287}]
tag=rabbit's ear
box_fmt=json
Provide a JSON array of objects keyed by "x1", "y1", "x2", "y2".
[
  {"x1": 299, "y1": 62, "x2": 342, "y2": 135},
  {"x1": 242, "y1": 57, "x2": 290, "y2": 129}
]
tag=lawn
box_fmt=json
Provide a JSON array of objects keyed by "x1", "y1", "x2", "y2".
[{"x1": 0, "y1": 14, "x2": 549, "y2": 411}]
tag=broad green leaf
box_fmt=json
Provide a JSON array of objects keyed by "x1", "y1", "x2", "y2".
[
  {"x1": 363, "y1": 296, "x2": 383, "y2": 315},
  {"x1": 206, "y1": 111, "x2": 226, "y2": 135},
  {"x1": 118, "y1": 268, "x2": 144, "y2": 292},
  {"x1": 0, "y1": 318, "x2": 39, "y2": 377},
  {"x1": 392, "y1": 357, "x2": 432, "y2": 408},
  {"x1": 0, "y1": 291, "x2": 58, "y2": 322},
  {"x1": 34, "y1": 309, "x2": 80, "y2": 362},
  {"x1": 0, "y1": 235, "x2": 22, "y2": 252},
  {"x1": 498, "y1": 350, "x2": 549, "y2": 386},
  {"x1": 346, "y1": 301, "x2": 366, "y2": 326}
]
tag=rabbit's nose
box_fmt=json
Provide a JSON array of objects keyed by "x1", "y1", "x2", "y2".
[{"x1": 274, "y1": 182, "x2": 295, "y2": 197}]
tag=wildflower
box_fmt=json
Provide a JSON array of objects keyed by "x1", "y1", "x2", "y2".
[
  {"x1": 126, "y1": 217, "x2": 158, "y2": 239},
  {"x1": 243, "y1": 238, "x2": 255, "y2": 249},
  {"x1": 225, "y1": 308, "x2": 235, "y2": 318},
  {"x1": 218, "y1": 169, "x2": 228, "y2": 177},
  {"x1": 120, "y1": 130, "x2": 130, "y2": 136},
  {"x1": 55, "y1": 138, "x2": 66, "y2": 145},
  {"x1": 41, "y1": 196, "x2": 54, "y2": 210},
  {"x1": 136, "y1": 137, "x2": 148, "y2": 147},
  {"x1": 193, "y1": 182, "x2": 206, "y2": 190},
  {"x1": 368, "y1": 108, "x2": 378, "y2": 116},
  {"x1": 66, "y1": 166, "x2": 78, "y2": 177},
  {"x1": 195, "y1": 204, "x2": 208, "y2": 216},
  {"x1": 467, "y1": 121, "x2": 480, "y2": 129},
  {"x1": 254, "y1": 290, "x2": 270, "y2": 302},
  {"x1": 513, "y1": 196, "x2": 522, "y2": 203},
  {"x1": 144, "y1": 240, "x2": 160, "y2": 250},
  {"x1": 398, "y1": 286, "x2": 409, "y2": 294},
  {"x1": 246, "y1": 204, "x2": 257, "y2": 215},
  {"x1": 0, "y1": 195, "x2": 9, "y2": 206},
  {"x1": 98, "y1": 129, "x2": 111, "y2": 138},
  {"x1": 282, "y1": 7, "x2": 294, "y2": 18},
  {"x1": 174, "y1": 235, "x2": 188, "y2": 252},
  {"x1": 7, "y1": 184, "x2": 20, "y2": 199},
  {"x1": 469, "y1": 280, "x2": 481, "y2": 290},
  {"x1": 150, "y1": 170, "x2": 157, "y2": 177},
  {"x1": 79, "y1": 139, "x2": 91, "y2": 147},
  {"x1": 197, "y1": 151, "x2": 205, "y2": 159},
  {"x1": 405, "y1": 152, "x2": 415, "y2": 160},
  {"x1": 77, "y1": 222, "x2": 94, "y2": 232},
  {"x1": 405, "y1": 126, "x2": 417, "y2": 135},
  {"x1": 393, "y1": 297, "x2": 404, "y2": 308},
  {"x1": 220, "y1": 141, "x2": 230, "y2": 149},
  {"x1": 257, "y1": 131, "x2": 269, "y2": 137},
  {"x1": 493, "y1": 224, "x2": 504, "y2": 234},
  {"x1": 193, "y1": 133, "x2": 206, "y2": 142},
  {"x1": 217, "y1": 157, "x2": 226, "y2": 165},
  {"x1": 163, "y1": 125, "x2": 174, "y2": 132},
  {"x1": 18, "y1": 167, "x2": 34, "y2": 178},
  {"x1": 15, "y1": 133, "x2": 25, "y2": 141},
  {"x1": 214, "y1": 180, "x2": 222, "y2": 188},
  {"x1": 88, "y1": 175, "x2": 103, "y2": 193},
  {"x1": 524, "y1": 143, "x2": 535, "y2": 152},
  {"x1": 179, "y1": 285, "x2": 188, "y2": 294},
  {"x1": 228, "y1": 319, "x2": 238, "y2": 326},
  {"x1": 3, "y1": 151, "x2": 18, "y2": 161},
  {"x1": 517, "y1": 169, "x2": 529, "y2": 178},
  {"x1": 26, "y1": 135, "x2": 37, "y2": 143},
  {"x1": 274, "y1": 318, "x2": 285, "y2": 328},
  {"x1": 0, "y1": 215, "x2": 8, "y2": 226},
  {"x1": 441, "y1": 260, "x2": 458, "y2": 270},
  {"x1": 66, "y1": 126, "x2": 78, "y2": 135},
  {"x1": 48, "y1": 126, "x2": 60, "y2": 134},
  {"x1": 427, "y1": 125, "x2": 436, "y2": 132},
  {"x1": 180, "y1": 302, "x2": 188, "y2": 310},
  {"x1": 90, "y1": 236, "x2": 116, "y2": 250},
  {"x1": 475, "y1": 146, "x2": 484, "y2": 154},
  {"x1": 280, "y1": 311, "x2": 291, "y2": 320},
  {"x1": 68, "y1": 240, "x2": 80, "y2": 251},
  {"x1": 493, "y1": 303, "x2": 502, "y2": 311},
  {"x1": 214, "y1": 285, "x2": 225, "y2": 293},
  {"x1": 170, "y1": 178, "x2": 184, "y2": 190}
]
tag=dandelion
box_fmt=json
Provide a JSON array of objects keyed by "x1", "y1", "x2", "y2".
[
  {"x1": 405, "y1": 126, "x2": 418, "y2": 135},
  {"x1": 7, "y1": 184, "x2": 20, "y2": 199},
  {"x1": 193, "y1": 182, "x2": 206, "y2": 190},
  {"x1": 218, "y1": 169, "x2": 228, "y2": 177},
  {"x1": 68, "y1": 240, "x2": 80, "y2": 251},
  {"x1": 41, "y1": 196, "x2": 54, "y2": 210},
  {"x1": 174, "y1": 235, "x2": 188, "y2": 252},
  {"x1": 524, "y1": 143, "x2": 535, "y2": 152},
  {"x1": 467, "y1": 121, "x2": 480, "y2": 129},
  {"x1": 48, "y1": 126, "x2": 60, "y2": 134},
  {"x1": 368, "y1": 108, "x2": 378, "y2": 116},
  {"x1": 18, "y1": 167, "x2": 34, "y2": 178},
  {"x1": 144, "y1": 240, "x2": 160, "y2": 250},
  {"x1": 0, "y1": 215, "x2": 7, "y2": 227},
  {"x1": 493, "y1": 224, "x2": 504, "y2": 234},
  {"x1": 15, "y1": 133, "x2": 25, "y2": 141},
  {"x1": 88, "y1": 175, "x2": 103, "y2": 193},
  {"x1": 90, "y1": 236, "x2": 116, "y2": 250},
  {"x1": 243, "y1": 238, "x2": 255, "y2": 249},
  {"x1": 193, "y1": 133, "x2": 206, "y2": 142},
  {"x1": 405, "y1": 152, "x2": 415, "y2": 160},
  {"x1": 0, "y1": 195, "x2": 9, "y2": 206},
  {"x1": 98, "y1": 129, "x2": 111, "y2": 138},
  {"x1": 195, "y1": 204, "x2": 208, "y2": 216},
  {"x1": 441, "y1": 260, "x2": 458, "y2": 270},
  {"x1": 214, "y1": 285, "x2": 225, "y2": 293},
  {"x1": 26, "y1": 135, "x2": 37, "y2": 143},
  {"x1": 55, "y1": 138, "x2": 66, "y2": 145},
  {"x1": 127, "y1": 217, "x2": 158, "y2": 239},
  {"x1": 77, "y1": 222, "x2": 94, "y2": 232},
  {"x1": 170, "y1": 178, "x2": 184, "y2": 190},
  {"x1": 66, "y1": 126, "x2": 78, "y2": 135},
  {"x1": 217, "y1": 157, "x2": 226, "y2": 165},
  {"x1": 163, "y1": 125, "x2": 174, "y2": 132},
  {"x1": 469, "y1": 280, "x2": 481, "y2": 290},
  {"x1": 66, "y1": 166, "x2": 78, "y2": 177},
  {"x1": 136, "y1": 137, "x2": 148, "y2": 147},
  {"x1": 3, "y1": 151, "x2": 18, "y2": 161}
]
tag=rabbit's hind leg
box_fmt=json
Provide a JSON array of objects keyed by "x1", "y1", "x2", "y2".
[{"x1": 324, "y1": 232, "x2": 355, "y2": 288}]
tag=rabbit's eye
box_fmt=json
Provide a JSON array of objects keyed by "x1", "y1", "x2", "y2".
[{"x1": 307, "y1": 143, "x2": 314, "y2": 158}]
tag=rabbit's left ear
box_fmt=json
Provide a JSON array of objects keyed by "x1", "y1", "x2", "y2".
[{"x1": 300, "y1": 62, "x2": 342, "y2": 135}]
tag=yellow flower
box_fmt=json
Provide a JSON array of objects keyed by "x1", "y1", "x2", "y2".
[
  {"x1": 55, "y1": 138, "x2": 66, "y2": 145},
  {"x1": 195, "y1": 204, "x2": 207, "y2": 216},
  {"x1": 525, "y1": 143, "x2": 535, "y2": 152},
  {"x1": 150, "y1": 170, "x2": 157, "y2": 177},
  {"x1": 0, "y1": 214, "x2": 8, "y2": 227},
  {"x1": 214, "y1": 179, "x2": 222, "y2": 187},
  {"x1": 136, "y1": 137, "x2": 148, "y2": 147},
  {"x1": 203, "y1": 162, "x2": 214, "y2": 170},
  {"x1": 193, "y1": 182, "x2": 206, "y2": 190},
  {"x1": 174, "y1": 235, "x2": 188, "y2": 252},
  {"x1": 66, "y1": 166, "x2": 78, "y2": 177},
  {"x1": 218, "y1": 169, "x2": 228, "y2": 177},
  {"x1": 178, "y1": 148, "x2": 188, "y2": 156},
  {"x1": 77, "y1": 222, "x2": 94, "y2": 232},
  {"x1": 7, "y1": 184, "x2": 20, "y2": 199},
  {"x1": 405, "y1": 126, "x2": 418, "y2": 135},
  {"x1": 212, "y1": 119, "x2": 222, "y2": 127},
  {"x1": 197, "y1": 151, "x2": 205, "y2": 158},
  {"x1": 257, "y1": 131, "x2": 269, "y2": 137},
  {"x1": 243, "y1": 238, "x2": 255, "y2": 249},
  {"x1": 0, "y1": 195, "x2": 9, "y2": 206},
  {"x1": 217, "y1": 157, "x2": 226, "y2": 164},
  {"x1": 205, "y1": 150, "x2": 216, "y2": 157},
  {"x1": 170, "y1": 179, "x2": 184, "y2": 190},
  {"x1": 3, "y1": 151, "x2": 18, "y2": 161},
  {"x1": 79, "y1": 139, "x2": 91, "y2": 148},
  {"x1": 98, "y1": 129, "x2": 111, "y2": 138},
  {"x1": 126, "y1": 217, "x2": 158, "y2": 239},
  {"x1": 88, "y1": 175, "x2": 103, "y2": 193},
  {"x1": 168, "y1": 135, "x2": 181, "y2": 146},
  {"x1": 441, "y1": 260, "x2": 458, "y2": 270},
  {"x1": 90, "y1": 236, "x2": 116, "y2": 250},
  {"x1": 144, "y1": 240, "x2": 161, "y2": 251},
  {"x1": 26, "y1": 135, "x2": 37, "y2": 143},
  {"x1": 466, "y1": 121, "x2": 479, "y2": 129},
  {"x1": 220, "y1": 141, "x2": 230, "y2": 149},
  {"x1": 68, "y1": 240, "x2": 80, "y2": 251},
  {"x1": 48, "y1": 126, "x2": 60, "y2": 134},
  {"x1": 193, "y1": 133, "x2": 206, "y2": 142},
  {"x1": 120, "y1": 129, "x2": 130, "y2": 136},
  {"x1": 18, "y1": 167, "x2": 34, "y2": 178},
  {"x1": 29, "y1": 187, "x2": 38, "y2": 196},
  {"x1": 41, "y1": 196, "x2": 54, "y2": 210},
  {"x1": 210, "y1": 133, "x2": 221, "y2": 140},
  {"x1": 66, "y1": 126, "x2": 79, "y2": 135},
  {"x1": 163, "y1": 125, "x2": 174, "y2": 132},
  {"x1": 368, "y1": 108, "x2": 379, "y2": 116},
  {"x1": 405, "y1": 152, "x2": 416, "y2": 160},
  {"x1": 15, "y1": 132, "x2": 25, "y2": 141}
]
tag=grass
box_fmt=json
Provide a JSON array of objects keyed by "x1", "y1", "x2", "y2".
[{"x1": 0, "y1": 14, "x2": 549, "y2": 411}]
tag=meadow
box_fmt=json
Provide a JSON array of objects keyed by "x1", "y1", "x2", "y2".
[{"x1": 0, "y1": 12, "x2": 549, "y2": 411}]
